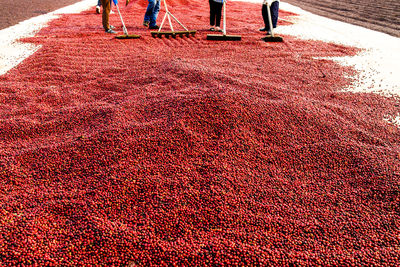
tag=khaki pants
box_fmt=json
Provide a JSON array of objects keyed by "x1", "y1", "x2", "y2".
[{"x1": 100, "y1": 0, "x2": 111, "y2": 31}]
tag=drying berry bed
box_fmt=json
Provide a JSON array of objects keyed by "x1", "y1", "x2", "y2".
[{"x1": 0, "y1": 0, "x2": 399, "y2": 265}]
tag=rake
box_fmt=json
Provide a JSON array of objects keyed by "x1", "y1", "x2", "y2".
[
  {"x1": 206, "y1": 0, "x2": 241, "y2": 41},
  {"x1": 151, "y1": 0, "x2": 196, "y2": 38},
  {"x1": 261, "y1": 0, "x2": 283, "y2": 42},
  {"x1": 114, "y1": 0, "x2": 140, "y2": 39}
]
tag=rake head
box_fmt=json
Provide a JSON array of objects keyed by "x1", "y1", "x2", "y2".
[
  {"x1": 115, "y1": 34, "x2": 141, "y2": 39},
  {"x1": 262, "y1": 35, "x2": 284, "y2": 42},
  {"x1": 206, "y1": 34, "x2": 242, "y2": 41},
  {"x1": 151, "y1": 30, "x2": 196, "y2": 38}
]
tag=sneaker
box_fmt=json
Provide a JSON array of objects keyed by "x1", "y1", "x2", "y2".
[
  {"x1": 149, "y1": 25, "x2": 159, "y2": 30},
  {"x1": 143, "y1": 21, "x2": 150, "y2": 27},
  {"x1": 96, "y1": 5, "x2": 100, "y2": 14},
  {"x1": 105, "y1": 28, "x2": 116, "y2": 34},
  {"x1": 209, "y1": 27, "x2": 215, "y2": 31},
  {"x1": 259, "y1": 27, "x2": 268, "y2": 31},
  {"x1": 109, "y1": 25, "x2": 115, "y2": 30},
  {"x1": 110, "y1": 10, "x2": 114, "y2": 14},
  {"x1": 215, "y1": 27, "x2": 222, "y2": 32}
]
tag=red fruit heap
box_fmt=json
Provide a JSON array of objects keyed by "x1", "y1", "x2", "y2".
[{"x1": 0, "y1": 0, "x2": 399, "y2": 265}]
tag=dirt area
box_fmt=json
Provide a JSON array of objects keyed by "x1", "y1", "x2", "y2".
[
  {"x1": 283, "y1": 0, "x2": 400, "y2": 37},
  {"x1": 0, "y1": 0, "x2": 82, "y2": 30}
]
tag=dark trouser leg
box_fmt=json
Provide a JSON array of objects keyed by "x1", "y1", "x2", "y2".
[
  {"x1": 271, "y1": 1, "x2": 279, "y2": 28},
  {"x1": 214, "y1": 2, "x2": 223, "y2": 27},
  {"x1": 100, "y1": 0, "x2": 111, "y2": 31},
  {"x1": 262, "y1": 4, "x2": 268, "y2": 29},
  {"x1": 209, "y1": 0, "x2": 216, "y2": 26}
]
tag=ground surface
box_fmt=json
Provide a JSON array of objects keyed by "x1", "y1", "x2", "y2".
[
  {"x1": 1, "y1": 0, "x2": 399, "y2": 37},
  {"x1": 283, "y1": 0, "x2": 400, "y2": 37},
  {"x1": 0, "y1": 0, "x2": 399, "y2": 265},
  {"x1": 0, "y1": 0, "x2": 82, "y2": 30}
]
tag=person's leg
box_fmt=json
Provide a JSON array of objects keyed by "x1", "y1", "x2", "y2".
[
  {"x1": 96, "y1": 0, "x2": 101, "y2": 14},
  {"x1": 100, "y1": 0, "x2": 111, "y2": 31},
  {"x1": 261, "y1": 4, "x2": 270, "y2": 30},
  {"x1": 209, "y1": 0, "x2": 215, "y2": 27},
  {"x1": 271, "y1": 1, "x2": 279, "y2": 28},
  {"x1": 215, "y1": 2, "x2": 223, "y2": 28},
  {"x1": 149, "y1": 0, "x2": 160, "y2": 27},
  {"x1": 144, "y1": 0, "x2": 155, "y2": 25}
]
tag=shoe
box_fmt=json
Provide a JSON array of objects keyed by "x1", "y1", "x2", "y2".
[
  {"x1": 259, "y1": 27, "x2": 268, "y2": 31},
  {"x1": 215, "y1": 27, "x2": 222, "y2": 32},
  {"x1": 149, "y1": 25, "x2": 159, "y2": 30},
  {"x1": 96, "y1": 5, "x2": 100, "y2": 14},
  {"x1": 210, "y1": 27, "x2": 215, "y2": 31},
  {"x1": 105, "y1": 28, "x2": 116, "y2": 34},
  {"x1": 109, "y1": 25, "x2": 115, "y2": 30},
  {"x1": 110, "y1": 10, "x2": 114, "y2": 14},
  {"x1": 143, "y1": 21, "x2": 150, "y2": 27}
]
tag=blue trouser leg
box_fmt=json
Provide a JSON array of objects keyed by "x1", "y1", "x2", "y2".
[
  {"x1": 262, "y1": 1, "x2": 279, "y2": 30},
  {"x1": 97, "y1": 0, "x2": 101, "y2": 6},
  {"x1": 144, "y1": 0, "x2": 154, "y2": 22},
  {"x1": 150, "y1": 0, "x2": 160, "y2": 26}
]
